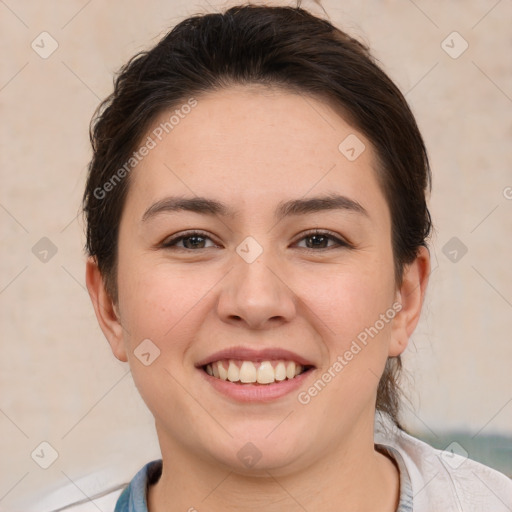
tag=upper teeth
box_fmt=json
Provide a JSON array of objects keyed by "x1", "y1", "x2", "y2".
[{"x1": 205, "y1": 359, "x2": 304, "y2": 384}]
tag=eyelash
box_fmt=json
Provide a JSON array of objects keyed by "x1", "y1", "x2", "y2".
[{"x1": 160, "y1": 229, "x2": 352, "y2": 252}]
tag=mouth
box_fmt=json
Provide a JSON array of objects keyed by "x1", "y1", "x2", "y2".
[
  {"x1": 202, "y1": 359, "x2": 315, "y2": 385},
  {"x1": 195, "y1": 346, "x2": 316, "y2": 401}
]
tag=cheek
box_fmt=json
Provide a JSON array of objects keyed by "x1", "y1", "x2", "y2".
[
  {"x1": 300, "y1": 274, "x2": 396, "y2": 415},
  {"x1": 117, "y1": 260, "x2": 214, "y2": 343},
  {"x1": 116, "y1": 263, "x2": 208, "y2": 422},
  {"x1": 294, "y1": 256, "x2": 396, "y2": 345}
]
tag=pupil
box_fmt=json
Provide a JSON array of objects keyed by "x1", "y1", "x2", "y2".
[
  {"x1": 307, "y1": 234, "x2": 327, "y2": 249},
  {"x1": 184, "y1": 236, "x2": 205, "y2": 249}
]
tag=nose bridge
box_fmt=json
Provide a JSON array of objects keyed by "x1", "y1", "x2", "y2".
[{"x1": 217, "y1": 239, "x2": 296, "y2": 329}]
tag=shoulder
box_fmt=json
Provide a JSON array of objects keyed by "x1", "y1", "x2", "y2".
[
  {"x1": 53, "y1": 487, "x2": 125, "y2": 511},
  {"x1": 24, "y1": 465, "x2": 128, "y2": 512},
  {"x1": 375, "y1": 415, "x2": 512, "y2": 512},
  {"x1": 112, "y1": 459, "x2": 163, "y2": 512},
  {"x1": 44, "y1": 461, "x2": 162, "y2": 512}
]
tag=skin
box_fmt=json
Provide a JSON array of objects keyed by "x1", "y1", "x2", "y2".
[{"x1": 86, "y1": 85, "x2": 430, "y2": 512}]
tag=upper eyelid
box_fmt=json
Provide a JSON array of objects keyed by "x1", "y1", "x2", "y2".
[{"x1": 162, "y1": 230, "x2": 219, "y2": 245}]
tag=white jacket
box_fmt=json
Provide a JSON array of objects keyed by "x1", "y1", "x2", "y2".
[{"x1": 374, "y1": 413, "x2": 512, "y2": 511}]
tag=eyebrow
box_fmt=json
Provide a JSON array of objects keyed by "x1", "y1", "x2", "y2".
[{"x1": 141, "y1": 193, "x2": 368, "y2": 223}]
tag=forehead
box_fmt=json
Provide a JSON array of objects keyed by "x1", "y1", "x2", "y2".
[{"x1": 124, "y1": 85, "x2": 388, "y2": 219}]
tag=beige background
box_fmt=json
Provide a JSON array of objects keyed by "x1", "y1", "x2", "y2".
[{"x1": 1, "y1": 0, "x2": 511, "y2": 510}]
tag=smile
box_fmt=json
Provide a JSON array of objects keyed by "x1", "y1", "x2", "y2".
[{"x1": 203, "y1": 359, "x2": 311, "y2": 385}]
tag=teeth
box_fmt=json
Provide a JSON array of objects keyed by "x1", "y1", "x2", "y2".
[
  {"x1": 227, "y1": 360, "x2": 240, "y2": 382},
  {"x1": 204, "y1": 359, "x2": 307, "y2": 385},
  {"x1": 257, "y1": 361, "x2": 275, "y2": 384},
  {"x1": 240, "y1": 361, "x2": 257, "y2": 383},
  {"x1": 218, "y1": 362, "x2": 228, "y2": 380},
  {"x1": 274, "y1": 361, "x2": 286, "y2": 381}
]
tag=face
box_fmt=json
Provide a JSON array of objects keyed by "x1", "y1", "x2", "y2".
[{"x1": 88, "y1": 85, "x2": 426, "y2": 475}]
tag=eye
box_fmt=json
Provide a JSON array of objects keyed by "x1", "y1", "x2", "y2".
[
  {"x1": 294, "y1": 230, "x2": 351, "y2": 250},
  {"x1": 160, "y1": 229, "x2": 351, "y2": 251},
  {"x1": 160, "y1": 231, "x2": 219, "y2": 250}
]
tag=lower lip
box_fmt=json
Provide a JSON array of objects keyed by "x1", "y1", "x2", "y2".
[{"x1": 199, "y1": 367, "x2": 315, "y2": 402}]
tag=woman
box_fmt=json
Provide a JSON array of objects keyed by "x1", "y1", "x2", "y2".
[{"x1": 82, "y1": 3, "x2": 512, "y2": 511}]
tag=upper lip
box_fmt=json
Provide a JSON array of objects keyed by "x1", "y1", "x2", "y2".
[{"x1": 195, "y1": 346, "x2": 316, "y2": 368}]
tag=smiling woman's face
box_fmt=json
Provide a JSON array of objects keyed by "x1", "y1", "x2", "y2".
[{"x1": 88, "y1": 85, "x2": 427, "y2": 475}]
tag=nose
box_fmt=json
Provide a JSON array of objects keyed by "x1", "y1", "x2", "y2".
[{"x1": 216, "y1": 251, "x2": 297, "y2": 330}]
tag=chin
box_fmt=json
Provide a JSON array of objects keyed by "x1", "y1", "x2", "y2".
[{"x1": 205, "y1": 428, "x2": 309, "y2": 474}]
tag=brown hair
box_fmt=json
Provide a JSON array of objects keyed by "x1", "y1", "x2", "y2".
[{"x1": 83, "y1": 3, "x2": 432, "y2": 428}]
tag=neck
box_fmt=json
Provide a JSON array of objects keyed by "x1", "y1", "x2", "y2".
[{"x1": 148, "y1": 413, "x2": 400, "y2": 512}]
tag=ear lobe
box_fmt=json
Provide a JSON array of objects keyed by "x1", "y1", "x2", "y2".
[
  {"x1": 85, "y1": 257, "x2": 128, "y2": 362},
  {"x1": 388, "y1": 246, "x2": 430, "y2": 357}
]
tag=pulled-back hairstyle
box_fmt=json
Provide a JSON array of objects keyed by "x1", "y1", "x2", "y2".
[{"x1": 83, "y1": 2, "x2": 432, "y2": 428}]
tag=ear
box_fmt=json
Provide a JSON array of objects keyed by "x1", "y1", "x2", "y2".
[
  {"x1": 85, "y1": 257, "x2": 128, "y2": 362},
  {"x1": 388, "y1": 246, "x2": 430, "y2": 357}
]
